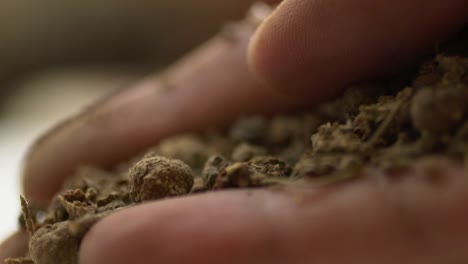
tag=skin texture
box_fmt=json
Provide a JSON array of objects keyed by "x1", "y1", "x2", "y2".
[
  {"x1": 249, "y1": 0, "x2": 468, "y2": 97},
  {"x1": 2, "y1": 0, "x2": 468, "y2": 263}
]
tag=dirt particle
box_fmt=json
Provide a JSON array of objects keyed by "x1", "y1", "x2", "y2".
[
  {"x1": 129, "y1": 154, "x2": 194, "y2": 202},
  {"x1": 411, "y1": 86, "x2": 467, "y2": 134},
  {"x1": 202, "y1": 155, "x2": 229, "y2": 189},
  {"x1": 29, "y1": 222, "x2": 80, "y2": 264}
]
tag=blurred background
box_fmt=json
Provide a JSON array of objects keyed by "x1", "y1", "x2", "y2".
[
  {"x1": 0, "y1": 70, "x2": 131, "y2": 240},
  {"x1": 0, "y1": 0, "x2": 255, "y2": 241}
]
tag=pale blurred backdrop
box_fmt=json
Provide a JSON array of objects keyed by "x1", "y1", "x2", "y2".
[
  {"x1": 0, "y1": 68, "x2": 134, "y2": 240},
  {"x1": 0, "y1": 0, "x2": 255, "y2": 241}
]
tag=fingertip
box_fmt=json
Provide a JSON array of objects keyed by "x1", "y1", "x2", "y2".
[
  {"x1": 247, "y1": 20, "x2": 278, "y2": 90},
  {"x1": 248, "y1": 0, "x2": 344, "y2": 101},
  {"x1": 247, "y1": 1, "x2": 291, "y2": 94},
  {"x1": 249, "y1": 0, "x2": 468, "y2": 102}
]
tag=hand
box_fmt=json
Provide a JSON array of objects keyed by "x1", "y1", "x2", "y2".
[{"x1": 2, "y1": 1, "x2": 468, "y2": 263}]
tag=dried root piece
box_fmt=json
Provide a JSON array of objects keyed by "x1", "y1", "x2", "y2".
[
  {"x1": 353, "y1": 88, "x2": 413, "y2": 146},
  {"x1": 365, "y1": 101, "x2": 402, "y2": 149},
  {"x1": 20, "y1": 195, "x2": 36, "y2": 236},
  {"x1": 129, "y1": 154, "x2": 194, "y2": 202},
  {"x1": 4, "y1": 257, "x2": 34, "y2": 264}
]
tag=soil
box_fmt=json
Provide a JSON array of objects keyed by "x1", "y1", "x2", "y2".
[{"x1": 5, "y1": 28, "x2": 468, "y2": 264}]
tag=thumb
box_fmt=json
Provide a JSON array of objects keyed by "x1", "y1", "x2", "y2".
[{"x1": 248, "y1": 0, "x2": 468, "y2": 99}]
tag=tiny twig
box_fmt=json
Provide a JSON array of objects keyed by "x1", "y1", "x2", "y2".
[
  {"x1": 365, "y1": 102, "x2": 402, "y2": 150},
  {"x1": 20, "y1": 195, "x2": 35, "y2": 237},
  {"x1": 4, "y1": 257, "x2": 34, "y2": 264}
]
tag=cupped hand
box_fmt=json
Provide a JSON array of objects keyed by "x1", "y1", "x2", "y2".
[{"x1": 2, "y1": 0, "x2": 468, "y2": 263}]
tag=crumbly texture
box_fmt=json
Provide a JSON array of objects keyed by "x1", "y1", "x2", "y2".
[
  {"x1": 6, "y1": 29, "x2": 468, "y2": 264},
  {"x1": 129, "y1": 154, "x2": 194, "y2": 202}
]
